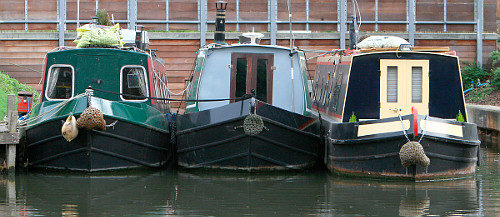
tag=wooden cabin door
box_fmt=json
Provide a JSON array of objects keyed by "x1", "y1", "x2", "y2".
[
  {"x1": 231, "y1": 53, "x2": 274, "y2": 103},
  {"x1": 379, "y1": 59, "x2": 429, "y2": 118}
]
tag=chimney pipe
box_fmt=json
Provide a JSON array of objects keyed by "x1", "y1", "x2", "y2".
[
  {"x1": 215, "y1": 1, "x2": 227, "y2": 44},
  {"x1": 349, "y1": 16, "x2": 358, "y2": 50}
]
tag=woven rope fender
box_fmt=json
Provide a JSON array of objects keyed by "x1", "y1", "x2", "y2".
[
  {"x1": 399, "y1": 141, "x2": 430, "y2": 168},
  {"x1": 243, "y1": 114, "x2": 264, "y2": 136},
  {"x1": 76, "y1": 106, "x2": 106, "y2": 131}
]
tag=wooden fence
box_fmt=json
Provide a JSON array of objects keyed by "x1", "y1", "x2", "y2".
[{"x1": 0, "y1": 0, "x2": 498, "y2": 108}]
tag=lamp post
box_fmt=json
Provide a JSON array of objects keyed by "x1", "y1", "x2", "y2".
[{"x1": 215, "y1": 1, "x2": 227, "y2": 44}]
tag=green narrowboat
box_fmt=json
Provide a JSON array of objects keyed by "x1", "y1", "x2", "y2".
[{"x1": 25, "y1": 36, "x2": 172, "y2": 171}]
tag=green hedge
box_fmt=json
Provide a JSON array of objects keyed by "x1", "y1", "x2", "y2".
[{"x1": 0, "y1": 71, "x2": 39, "y2": 118}]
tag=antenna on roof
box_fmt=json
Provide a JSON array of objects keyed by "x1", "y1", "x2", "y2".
[
  {"x1": 287, "y1": 0, "x2": 295, "y2": 112},
  {"x1": 287, "y1": 0, "x2": 294, "y2": 50}
]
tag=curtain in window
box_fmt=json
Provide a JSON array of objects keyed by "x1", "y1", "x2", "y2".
[
  {"x1": 46, "y1": 68, "x2": 60, "y2": 98},
  {"x1": 135, "y1": 68, "x2": 148, "y2": 97}
]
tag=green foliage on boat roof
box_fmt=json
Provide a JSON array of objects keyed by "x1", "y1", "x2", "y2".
[
  {"x1": 96, "y1": 9, "x2": 112, "y2": 26},
  {"x1": 349, "y1": 112, "x2": 357, "y2": 122},
  {"x1": 456, "y1": 110, "x2": 465, "y2": 122}
]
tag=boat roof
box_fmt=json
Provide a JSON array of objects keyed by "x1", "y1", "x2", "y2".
[
  {"x1": 204, "y1": 43, "x2": 296, "y2": 52},
  {"x1": 349, "y1": 47, "x2": 458, "y2": 59},
  {"x1": 47, "y1": 47, "x2": 152, "y2": 56}
]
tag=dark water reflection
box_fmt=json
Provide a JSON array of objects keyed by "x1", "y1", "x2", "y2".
[{"x1": 0, "y1": 145, "x2": 498, "y2": 216}]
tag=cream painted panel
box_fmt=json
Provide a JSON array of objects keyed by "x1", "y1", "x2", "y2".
[
  {"x1": 420, "y1": 120, "x2": 463, "y2": 137},
  {"x1": 380, "y1": 59, "x2": 429, "y2": 118},
  {"x1": 358, "y1": 120, "x2": 410, "y2": 137}
]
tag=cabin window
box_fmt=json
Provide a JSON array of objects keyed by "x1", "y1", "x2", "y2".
[
  {"x1": 256, "y1": 59, "x2": 268, "y2": 102},
  {"x1": 45, "y1": 65, "x2": 74, "y2": 100},
  {"x1": 412, "y1": 66, "x2": 423, "y2": 103},
  {"x1": 231, "y1": 53, "x2": 273, "y2": 103},
  {"x1": 387, "y1": 66, "x2": 398, "y2": 102},
  {"x1": 235, "y1": 58, "x2": 248, "y2": 98},
  {"x1": 330, "y1": 64, "x2": 346, "y2": 112},
  {"x1": 121, "y1": 66, "x2": 148, "y2": 101}
]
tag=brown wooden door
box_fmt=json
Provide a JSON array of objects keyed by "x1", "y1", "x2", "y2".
[{"x1": 231, "y1": 53, "x2": 274, "y2": 103}]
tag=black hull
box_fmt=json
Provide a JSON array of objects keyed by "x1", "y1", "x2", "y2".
[
  {"x1": 176, "y1": 100, "x2": 321, "y2": 171},
  {"x1": 26, "y1": 117, "x2": 172, "y2": 172},
  {"x1": 322, "y1": 114, "x2": 480, "y2": 180}
]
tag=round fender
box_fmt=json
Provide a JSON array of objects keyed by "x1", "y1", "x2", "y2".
[{"x1": 412, "y1": 106, "x2": 418, "y2": 136}]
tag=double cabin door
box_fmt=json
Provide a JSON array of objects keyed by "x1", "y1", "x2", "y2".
[
  {"x1": 379, "y1": 59, "x2": 429, "y2": 118},
  {"x1": 231, "y1": 53, "x2": 274, "y2": 103}
]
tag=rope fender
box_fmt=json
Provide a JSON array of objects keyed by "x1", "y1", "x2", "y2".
[
  {"x1": 243, "y1": 114, "x2": 265, "y2": 136},
  {"x1": 399, "y1": 141, "x2": 430, "y2": 168},
  {"x1": 398, "y1": 107, "x2": 430, "y2": 169}
]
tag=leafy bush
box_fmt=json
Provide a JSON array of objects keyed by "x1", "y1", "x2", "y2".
[
  {"x1": 0, "y1": 71, "x2": 39, "y2": 118},
  {"x1": 96, "y1": 9, "x2": 112, "y2": 26},
  {"x1": 465, "y1": 85, "x2": 493, "y2": 104},
  {"x1": 490, "y1": 67, "x2": 500, "y2": 89},
  {"x1": 488, "y1": 50, "x2": 500, "y2": 68},
  {"x1": 461, "y1": 62, "x2": 488, "y2": 90}
]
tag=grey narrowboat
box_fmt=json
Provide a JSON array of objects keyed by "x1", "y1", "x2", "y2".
[
  {"x1": 312, "y1": 47, "x2": 480, "y2": 180},
  {"x1": 174, "y1": 3, "x2": 320, "y2": 170}
]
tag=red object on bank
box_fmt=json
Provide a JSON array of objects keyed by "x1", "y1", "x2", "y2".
[{"x1": 17, "y1": 91, "x2": 33, "y2": 114}]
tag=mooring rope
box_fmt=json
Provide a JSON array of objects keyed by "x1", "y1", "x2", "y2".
[
  {"x1": 28, "y1": 93, "x2": 87, "y2": 123},
  {"x1": 398, "y1": 114, "x2": 411, "y2": 143},
  {"x1": 91, "y1": 87, "x2": 252, "y2": 102},
  {"x1": 418, "y1": 115, "x2": 429, "y2": 143}
]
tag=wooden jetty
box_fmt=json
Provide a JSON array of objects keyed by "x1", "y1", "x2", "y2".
[{"x1": 0, "y1": 95, "x2": 19, "y2": 174}]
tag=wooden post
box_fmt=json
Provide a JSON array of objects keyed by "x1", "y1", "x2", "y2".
[{"x1": 6, "y1": 95, "x2": 17, "y2": 173}]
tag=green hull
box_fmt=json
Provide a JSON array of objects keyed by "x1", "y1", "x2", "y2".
[{"x1": 25, "y1": 48, "x2": 172, "y2": 171}]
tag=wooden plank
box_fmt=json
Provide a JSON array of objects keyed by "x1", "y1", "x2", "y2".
[
  {"x1": 0, "y1": 40, "x2": 59, "y2": 46},
  {"x1": 0, "y1": 58, "x2": 46, "y2": 65},
  {"x1": 0, "y1": 64, "x2": 44, "y2": 73},
  {"x1": 155, "y1": 45, "x2": 200, "y2": 52},
  {"x1": 164, "y1": 77, "x2": 188, "y2": 83},
  {"x1": 165, "y1": 63, "x2": 196, "y2": 71},
  {"x1": 150, "y1": 39, "x2": 200, "y2": 46},
  {"x1": 168, "y1": 83, "x2": 187, "y2": 90},
  {"x1": 0, "y1": 46, "x2": 57, "y2": 53},
  {"x1": 0, "y1": 133, "x2": 19, "y2": 145},
  {"x1": 163, "y1": 58, "x2": 195, "y2": 64},
  {"x1": 155, "y1": 51, "x2": 197, "y2": 58},
  {"x1": 12, "y1": 77, "x2": 43, "y2": 84},
  {"x1": 166, "y1": 70, "x2": 193, "y2": 77},
  {"x1": 415, "y1": 40, "x2": 479, "y2": 46},
  {"x1": 1, "y1": 70, "x2": 43, "y2": 78}
]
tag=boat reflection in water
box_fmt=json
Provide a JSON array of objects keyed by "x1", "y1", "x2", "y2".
[
  {"x1": 13, "y1": 171, "x2": 177, "y2": 216},
  {"x1": 0, "y1": 171, "x2": 482, "y2": 216},
  {"x1": 325, "y1": 177, "x2": 480, "y2": 216},
  {"x1": 173, "y1": 171, "x2": 328, "y2": 216}
]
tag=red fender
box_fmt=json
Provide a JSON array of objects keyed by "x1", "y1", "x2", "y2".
[{"x1": 412, "y1": 106, "x2": 418, "y2": 136}]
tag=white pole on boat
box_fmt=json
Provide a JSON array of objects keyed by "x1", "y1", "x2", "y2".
[
  {"x1": 77, "y1": 0, "x2": 80, "y2": 27},
  {"x1": 288, "y1": 0, "x2": 295, "y2": 112}
]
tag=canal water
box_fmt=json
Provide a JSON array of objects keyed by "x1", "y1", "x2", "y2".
[{"x1": 0, "y1": 142, "x2": 498, "y2": 216}]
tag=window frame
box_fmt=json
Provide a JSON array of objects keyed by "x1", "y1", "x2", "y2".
[
  {"x1": 119, "y1": 65, "x2": 149, "y2": 102},
  {"x1": 45, "y1": 64, "x2": 75, "y2": 101}
]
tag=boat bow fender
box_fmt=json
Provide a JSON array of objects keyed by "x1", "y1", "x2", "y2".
[{"x1": 399, "y1": 141, "x2": 430, "y2": 168}]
